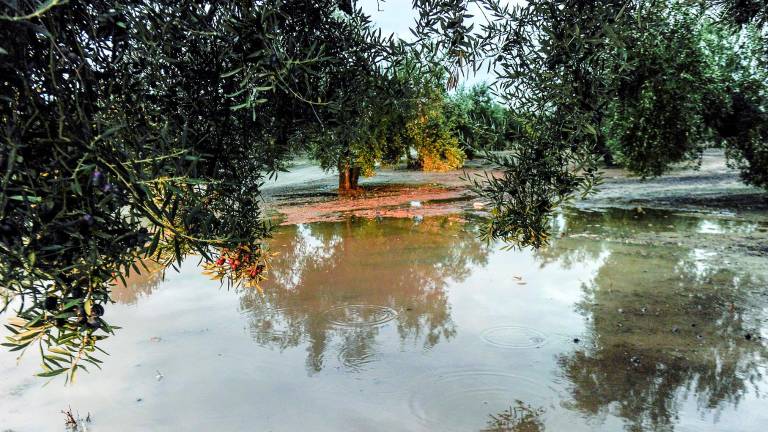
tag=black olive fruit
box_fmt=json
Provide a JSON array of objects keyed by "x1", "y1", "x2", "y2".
[
  {"x1": 86, "y1": 317, "x2": 100, "y2": 329},
  {"x1": 91, "y1": 169, "x2": 104, "y2": 187},
  {"x1": 81, "y1": 214, "x2": 95, "y2": 228},
  {"x1": 44, "y1": 296, "x2": 59, "y2": 311},
  {"x1": 0, "y1": 221, "x2": 18, "y2": 244},
  {"x1": 92, "y1": 304, "x2": 105, "y2": 317}
]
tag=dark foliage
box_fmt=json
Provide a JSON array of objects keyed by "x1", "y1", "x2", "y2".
[{"x1": 0, "y1": 0, "x2": 407, "y2": 379}]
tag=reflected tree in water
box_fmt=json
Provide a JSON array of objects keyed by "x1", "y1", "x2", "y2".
[
  {"x1": 536, "y1": 207, "x2": 767, "y2": 274},
  {"x1": 110, "y1": 260, "x2": 166, "y2": 305},
  {"x1": 546, "y1": 210, "x2": 768, "y2": 430},
  {"x1": 481, "y1": 401, "x2": 545, "y2": 432},
  {"x1": 239, "y1": 216, "x2": 491, "y2": 373},
  {"x1": 533, "y1": 207, "x2": 736, "y2": 269}
]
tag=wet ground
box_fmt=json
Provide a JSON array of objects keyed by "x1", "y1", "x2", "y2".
[
  {"x1": 262, "y1": 149, "x2": 768, "y2": 224},
  {"x1": 2, "y1": 207, "x2": 767, "y2": 431}
]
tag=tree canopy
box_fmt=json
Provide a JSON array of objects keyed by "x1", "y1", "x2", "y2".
[
  {"x1": 444, "y1": 0, "x2": 768, "y2": 244},
  {"x1": 0, "y1": 0, "x2": 415, "y2": 380}
]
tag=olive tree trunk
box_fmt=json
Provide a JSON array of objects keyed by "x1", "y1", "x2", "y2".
[{"x1": 338, "y1": 162, "x2": 361, "y2": 192}]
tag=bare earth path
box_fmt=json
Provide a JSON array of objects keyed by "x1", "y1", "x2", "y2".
[
  {"x1": 261, "y1": 149, "x2": 768, "y2": 225},
  {"x1": 584, "y1": 149, "x2": 768, "y2": 217}
]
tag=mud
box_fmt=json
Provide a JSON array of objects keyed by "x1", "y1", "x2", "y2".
[
  {"x1": 262, "y1": 149, "x2": 768, "y2": 228},
  {"x1": 585, "y1": 149, "x2": 768, "y2": 216},
  {"x1": 261, "y1": 159, "x2": 492, "y2": 224}
]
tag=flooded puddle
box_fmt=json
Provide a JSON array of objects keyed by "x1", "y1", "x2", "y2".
[{"x1": 2, "y1": 208, "x2": 768, "y2": 431}]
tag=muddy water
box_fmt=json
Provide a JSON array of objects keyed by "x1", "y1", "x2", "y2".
[{"x1": 2, "y1": 209, "x2": 768, "y2": 431}]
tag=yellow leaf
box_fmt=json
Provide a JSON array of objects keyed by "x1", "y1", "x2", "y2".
[
  {"x1": 7, "y1": 317, "x2": 27, "y2": 327},
  {"x1": 49, "y1": 346, "x2": 69, "y2": 355}
]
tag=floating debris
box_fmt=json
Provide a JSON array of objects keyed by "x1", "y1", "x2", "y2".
[{"x1": 62, "y1": 406, "x2": 91, "y2": 432}]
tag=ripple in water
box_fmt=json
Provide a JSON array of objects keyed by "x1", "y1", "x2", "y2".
[
  {"x1": 480, "y1": 325, "x2": 547, "y2": 349},
  {"x1": 337, "y1": 345, "x2": 380, "y2": 372},
  {"x1": 314, "y1": 350, "x2": 411, "y2": 397},
  {"x1": 409, "y1": 369, "x2": 560, "y2": 431},
  {"x1": 246, "y1": 308, "x2": 301, "y2": 347},
  {"x1": 323, "y1": 304, "x2": 398, "y2": 327}
]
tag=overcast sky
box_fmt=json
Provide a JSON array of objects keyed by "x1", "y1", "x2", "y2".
[
  {"x1": 358, "y1": 0, "x2": 526, "y2": 39},
  {"x1": 359, "y1": 0, "x2": 418, "y2": 40}
]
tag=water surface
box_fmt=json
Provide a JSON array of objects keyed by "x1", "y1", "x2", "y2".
[{"x1": 2, "y1": 208, "x2": 767, "y2": 431}]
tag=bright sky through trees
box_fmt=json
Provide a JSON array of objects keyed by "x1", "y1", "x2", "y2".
[{"x1": 359, "y1": 0, "x2": 526, "y2": 86}]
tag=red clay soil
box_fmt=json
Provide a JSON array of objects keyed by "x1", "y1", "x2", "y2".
[
  {"x1": 275, "y1": 184, "x2": 477, "y2": 225},
  {"x1": 267, "y1": 149, "x2": 768, "y2": 225}
]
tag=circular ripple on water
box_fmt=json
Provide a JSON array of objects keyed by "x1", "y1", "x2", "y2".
[
  {"x1": 313, "y1": 350, "x2": 412, "y2": 397},
  {"x1": 480, "y1": 325, "x2": 547, "y2": 349},
  {"x1": 323, "y1": 304, "x2": 398, "y2": 327},
  {"x1": 408, "y1": 369, "x2": 561, "y2": 431},
  {"x1": 243, "y1": 306, "x2": 303, "y2": 347},
  {"x1": 337, "y1": 345, "x2": 381, "y2": 372}
]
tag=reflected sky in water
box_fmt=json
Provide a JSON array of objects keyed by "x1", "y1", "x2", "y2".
[{"x1": 1, "y1": 210, "x2": 767, "y2": 431}]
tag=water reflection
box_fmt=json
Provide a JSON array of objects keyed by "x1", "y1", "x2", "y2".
[
  {"x1": 482, "y1": 402, "x2": 545, "y2": 432},
  {"x1": 110, "y1": 260, "x2": 166, "y2": 305},
  {"x1": 240, "y1": 216, "x2": 491, "y2": 373},
  {"x1": 546, "y1": 208, "x2": 768, "y2": 431},
  {"x1": 8, "y1": 210, "x2": 765, "y2": 431}
]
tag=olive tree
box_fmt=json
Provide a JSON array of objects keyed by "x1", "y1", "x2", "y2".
[
  {"x1": 417, "y1": 0, "x2": 768, "y2": 245},
  {"x1": 602, "y1": 1, "x2": 713, "y2": 176},
  {"x1": 0, "y1": 0, "x2": 413, "y2": 379},
  {"x1": 445, "y1": 84, "x2": 509, "y2": 157}
]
